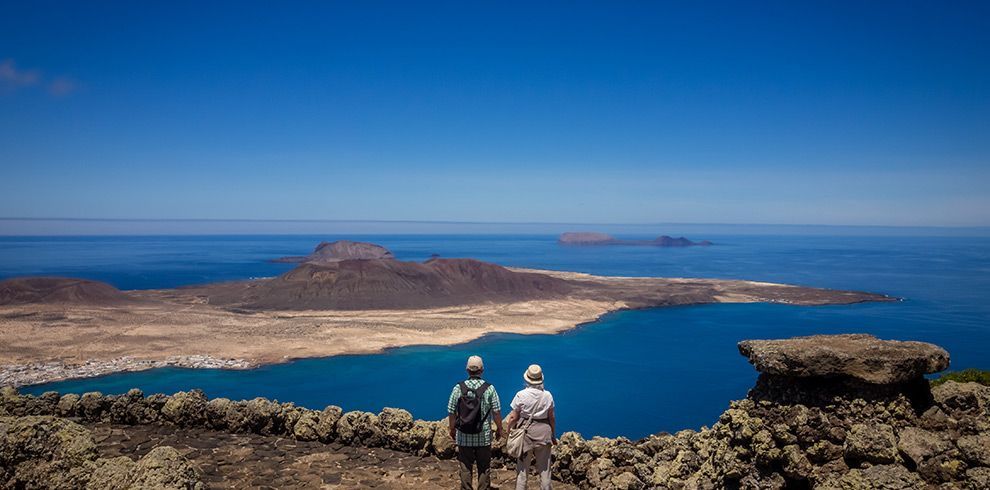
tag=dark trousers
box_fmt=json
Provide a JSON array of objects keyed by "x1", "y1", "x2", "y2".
[{"x1": 457, "y1": 445, "x2": 492, "y2": 490}]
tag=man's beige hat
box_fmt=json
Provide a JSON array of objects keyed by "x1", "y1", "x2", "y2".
[
  {"x1": 466, "y1": 355, "x2": 484, "y2": 372},
  {"x1": 524, "y1": 364, "x2": 544, "y2": 385}
]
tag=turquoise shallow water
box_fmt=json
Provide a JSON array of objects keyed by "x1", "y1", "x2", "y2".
[{"x1": 6, "y1": 234, "x2": 990, "y2": 438}]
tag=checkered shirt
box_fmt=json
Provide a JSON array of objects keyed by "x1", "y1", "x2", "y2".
[{"x1": 447, "y1": 377, "x2": 501, "y2": 447}]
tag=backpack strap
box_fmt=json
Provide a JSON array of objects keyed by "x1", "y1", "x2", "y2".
[
  {"x1": 475, "y1": 382, "x2": 490, "y2": 398},
  {"x1": 461, "y1": 380, "x2": 490, "y2": 398},
  {"x1": 475, "y1": 382, "x2": 492, "y2": 419}
]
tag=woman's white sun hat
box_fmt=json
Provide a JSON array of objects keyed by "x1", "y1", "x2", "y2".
[{"x1": 524, "y1": 364, "x2": 544, "y2": 385}]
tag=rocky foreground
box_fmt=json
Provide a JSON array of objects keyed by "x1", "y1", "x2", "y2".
[
  {"x1": 78, "y1": 422, "x2": 577, "y2": 489},
  {"x1": 3, "y1": 334, "x2": 988, "y2": 489}
]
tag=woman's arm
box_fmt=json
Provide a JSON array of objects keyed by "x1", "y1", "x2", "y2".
[
  {"x1": 504, "y1": 409, "x2": 519, "y2": 431},
  {"x1": 548, "y1": 406, "x2": 557, "y2": 444}
]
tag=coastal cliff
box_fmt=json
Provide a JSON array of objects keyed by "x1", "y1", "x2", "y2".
[{"x1": 3, "y1": 334, "x2": 987, "y2": 489}]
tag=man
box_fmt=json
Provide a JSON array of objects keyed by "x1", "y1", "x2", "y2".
[{"x1": 448, "y1": 355, "x2": 503, "y2": 490}]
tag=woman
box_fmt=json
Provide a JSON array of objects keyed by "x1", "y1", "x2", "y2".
[{"x1": 504, "y1": 364, "x2": 556, "y2": 490}]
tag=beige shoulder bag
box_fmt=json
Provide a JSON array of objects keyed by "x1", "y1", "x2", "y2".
[{"x1": 506, "y1": 415, "x2": 533, "y2": 459}]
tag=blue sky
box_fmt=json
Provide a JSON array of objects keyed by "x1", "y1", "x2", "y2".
[{"x1": 1, "y1": 1, "x2": 988, "y2": 228}]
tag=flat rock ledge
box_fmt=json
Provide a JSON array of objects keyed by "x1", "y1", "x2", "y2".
[
  {"x1": 738, "y1": 333, "x2": 950, "y2": 384},
  {"x1": 2, "y1": 335, "x2": 988, "y2": 489}
]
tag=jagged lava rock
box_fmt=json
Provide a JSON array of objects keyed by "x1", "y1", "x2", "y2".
[
  {"x1": 957, "y1": 433, "x2": 990, "y2": 467},
  {"x1": 738, "y1": 334, "x2": 949, "y2": 384},
  {"x1": 316, "y1": 405, "x2": 343, "y2": 442},
  {"x1": 896, "y1": 427, "x2": 952, "y2": 466},
  {"x1": 818, "y1": 464, "x2": 925, "y2": 489},
  {"x1": 89, "y1": 447, "x2": 203, "y2": 490},
  {"x1": 79, "y1": 391, "x2": 109, "y2": 420},
  {"x1": 932, "y1": 380, "x2": 990, "y2": 417},
  {"x1": 0, "y1": 415, "x2": 203, "y2": 489},
  {"x1": 132, "y1": 446, "x2": 203, "y2": 488},
  {"x1": 336, "y1": 411, "x2": 382, "y2": 447},
  {"x1": 292, "y1": 410, "x2": 320, "y2": 441},
  {"x1": 57, "y1": 393, "x2": 80, "y2": 417},
  {"x1": 430, "y1": 420, "x2": 455, "y2": 459},
  {"x1": 161, "y1": 390, "x2": 208, "y2": 427},
  {"x1": 844, "y1": 423, "x2": 900, "y2": 464}
]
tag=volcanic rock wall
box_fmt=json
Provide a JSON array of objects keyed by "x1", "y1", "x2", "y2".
[
  {"x1": 547, "y1": 335, "x2": 987, "y2": 489},
  {"x1": 1, "y1": 334, "x2": 988, "y2": 489},
  {"x1": 0, "y1": 414, "x2": 202, "y2": 489}
]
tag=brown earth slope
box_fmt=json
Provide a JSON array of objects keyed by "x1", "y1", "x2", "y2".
[
  {"x1": 194, "y1": 257, "x2": 574, "y2": 310},
  {"x1": 0, "y1": 277, "x2": 136, "y2": 306},
  {"x1": 192, "y1": 242, "x2": 888, "y2": 311}
]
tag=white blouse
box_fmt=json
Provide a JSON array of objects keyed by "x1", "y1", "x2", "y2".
[{"x1": 510, "y1": 387, "x2": 554, "y2": 419}]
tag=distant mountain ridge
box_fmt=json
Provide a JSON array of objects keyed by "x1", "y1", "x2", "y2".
[
  {"x1": 208, "y1": 255, "x2": 573, "y2": 310},
  {"x1": 558, "y1": 232, "x2": 712, "y2": 247}
]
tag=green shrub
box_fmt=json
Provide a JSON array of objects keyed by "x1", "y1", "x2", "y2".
[{"x1": 930, "y1": 368, "x2": 990, "y2": 387}]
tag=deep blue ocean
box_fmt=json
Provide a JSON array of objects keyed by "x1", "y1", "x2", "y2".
[{"x1": 5, "y1": 234, "x2": 990, "y2": 439}]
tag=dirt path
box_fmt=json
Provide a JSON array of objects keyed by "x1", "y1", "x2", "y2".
[{"x1": 85, "y1": 422, "x2": 578, "y2": 489}]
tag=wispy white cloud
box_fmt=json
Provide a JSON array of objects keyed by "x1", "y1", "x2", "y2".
[
  {"x1": 0, "y1": 59, "x2": 77, "y2": 97},
  {"x1": 47, "y1": 77, "x2": 77, "y2": 96},
  {"x1": 0, "y1": 59, "x2": 41, "y2": 89}
]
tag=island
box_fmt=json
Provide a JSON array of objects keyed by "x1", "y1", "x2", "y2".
[
  {"x1": 268, "y1": 240, "x2": 395, "y2": 263},
  {"x1": 0, "y1": 241, "x2": 890, "y2": 386},
  {"x1": 558, "y1": 232, "x2": 713, "y2": 246}
]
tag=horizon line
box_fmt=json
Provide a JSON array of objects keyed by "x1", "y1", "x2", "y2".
[{"x1": 1, "y1": 217, "x2": 988, "y2": 230}]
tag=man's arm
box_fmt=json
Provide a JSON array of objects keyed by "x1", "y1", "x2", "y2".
[
  {"x1": 490, "y1": 388, "x2": 504, "y2": 440},
  {"x1": 492, "y1": 409, "x2": 504, "y2": 440},
  {"x1": 447, "y1": 385, "x2": 459, "y2": 441}
]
